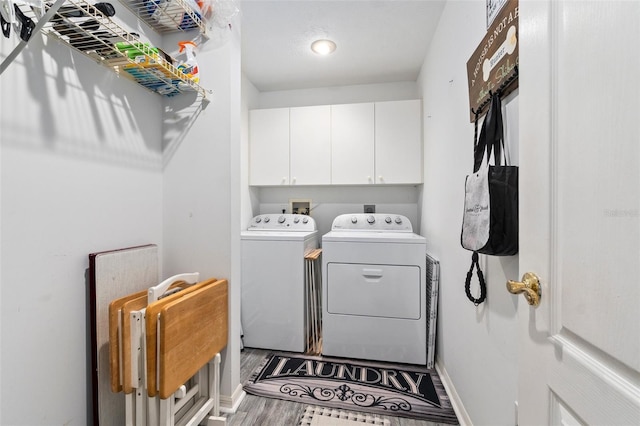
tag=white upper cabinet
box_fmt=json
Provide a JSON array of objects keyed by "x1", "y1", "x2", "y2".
[
  {"x1": 374, "y1": 100, "x2": 423, "y2": 184},
  {"x1": 290, "y1": 105, "x2": 332, "y2": 185},
  {"x1": 331, "y1": 103, "x2": 375, "y2": 185},
  {"x1": 248, "y1": 100, "x2": 422, "y2": 186},
  {"x1": 249, "y1": 108, "x2": 290, "y2": 185}
]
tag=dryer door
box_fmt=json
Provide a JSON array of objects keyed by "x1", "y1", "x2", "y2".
[{"x1": 326, "y1": 263, "x2": 421, "y2": 319}]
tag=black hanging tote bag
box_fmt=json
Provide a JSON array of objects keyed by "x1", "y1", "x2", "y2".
[{"x1": 461, "y1": 94, "x2": 518, "y2": 304}]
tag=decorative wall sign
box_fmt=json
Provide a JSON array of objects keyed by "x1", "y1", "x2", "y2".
[{"x1": 467, "y1": 0, "x2": 519, "y2": 121}]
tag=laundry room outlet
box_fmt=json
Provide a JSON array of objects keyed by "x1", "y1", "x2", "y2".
[{"x1": 290, "y1": 199, "x2": 311, "y2": 215}]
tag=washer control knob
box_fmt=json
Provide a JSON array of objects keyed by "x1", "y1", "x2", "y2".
[
  {"x1": 395, "y1": 216, "x2": 403, "y2": 225},
  {"x1": 351, "y1": 216, "x2": 358, "y2": 224},
  {"x1": 255, "y1": 217, "x2": 262, "y2": 223},
  {"x1": 302, "y1": 217, "x2": 309, "y2": 224},
  {"x1": 278, "y1": 215, "x2": 286, "y2": 224},
  {"x1": 385, "y1": 216, "x2": 392, "y2": 224},
  {"x1": 367, "y1": 215, "x2": 375, "y2": 224},
  {"x1": 293, "y1": 216, "x2": 300, "y2": 223},
  {"x1": 264, "y1": 216, "x2": 270, "y2": 223}
]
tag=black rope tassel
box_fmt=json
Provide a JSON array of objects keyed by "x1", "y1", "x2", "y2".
[{"x1": 465, "y1": 252, "x2": 487, "y2": 305}]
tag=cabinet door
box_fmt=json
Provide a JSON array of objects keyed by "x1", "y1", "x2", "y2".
[
  {"x1": 290, "y1": 105, "x2": 331, "y2": 185},
  {"x1": 374, "y1": 100, "x2": 423, "y2": 184},
  {"x1": 249, "y1": 108, "x2": 289, "y2": 185},
  {"x1": 331, "y1": 103, "x2": 375, "y2": 184}
]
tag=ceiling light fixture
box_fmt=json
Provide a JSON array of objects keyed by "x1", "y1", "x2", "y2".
[{"x1": 311, "y1": 39, "x2": 337, "y2": 55}]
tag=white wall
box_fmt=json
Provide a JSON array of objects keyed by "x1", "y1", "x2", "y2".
[
  {"x1": 418, "y1": 1, "x2": 519, "y2": 424},
  {"x1": 162, "y1": 22, "x2": 243, "y2": 402},
  {"x1": 1, "y1": 26, "x2": 163, "y2": 424},
  {"x1": 241, "y1": 75, "x2": 261, "y2": 222},
  {"x1": 258, "y1": 185, "x2": 420, "y2": 239}
]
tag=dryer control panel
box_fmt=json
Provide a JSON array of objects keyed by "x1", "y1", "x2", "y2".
[
  {"x1": 247, "y1": 214, "x2": 317, "y2": 231},
  {"x1": 330, "y1": 214, "x2": 413, "y2": 232}
]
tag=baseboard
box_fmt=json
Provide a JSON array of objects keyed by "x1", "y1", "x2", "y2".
[
  {"x1": 219, "y1": 383, "x2": 246, "y2": 414},
  {"x1": 435, "y1": 361, "x2": 473, "y2": 426}
]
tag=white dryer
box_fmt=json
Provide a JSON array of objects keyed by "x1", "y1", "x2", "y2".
[
  {"x1": 241, "y1": 214, "x2": 318, "y2": 352},
  {"x1": 322, "y1": 213, "x2": 427, "y2": 365}
]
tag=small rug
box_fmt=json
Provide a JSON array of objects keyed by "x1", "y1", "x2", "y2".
[
  {"x1": 298, "y1": 405, "x2": 390, "y2": 426},
  {"x1": 244, "y1": 353, "x2": 458, "y2": 424}
]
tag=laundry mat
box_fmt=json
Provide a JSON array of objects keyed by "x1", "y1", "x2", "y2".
[{"x1": 244, "y1": 353, "x2": 458, "y2": 424}]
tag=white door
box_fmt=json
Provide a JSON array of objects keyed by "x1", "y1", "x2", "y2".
[
  {"x1": 374, "y1": 100, "x2": 423, "y2": 184},
  {"x1": 517, "y1": 1, "x2": 640, "y2": 425},
  {"x1": 249, "y1": 108, "x2": 290, "y2": 185},
  {"x1": 290, "y1": 105, "x2": 331, "y2": 185},
  {"x1": 331, "y1": 103, "x2": 375, "y2": 184}
]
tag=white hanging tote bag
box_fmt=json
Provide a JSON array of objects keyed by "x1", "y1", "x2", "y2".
[{"x1": 461, "y1": 141, "x2": 491, "y2": 252}]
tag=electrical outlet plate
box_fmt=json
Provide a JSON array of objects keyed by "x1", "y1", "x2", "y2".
[
  {"x1": 290, "y1": 199, "x2": 311, "y2": 215},
  {"x1": 364, "y1": 204, "x2": 376, "y2": 213}
]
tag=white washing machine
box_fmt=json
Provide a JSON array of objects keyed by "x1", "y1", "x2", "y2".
[
  {"x1": 241, "y1": 214, "x2": 318, "y2": 352},
  {"x1": 322, "y1": 213, "x2": 427, "y2": 365}
]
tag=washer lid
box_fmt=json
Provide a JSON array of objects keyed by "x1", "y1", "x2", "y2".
[{"x1": 322, "y1": 230, "x2": 426, "y2": 244}]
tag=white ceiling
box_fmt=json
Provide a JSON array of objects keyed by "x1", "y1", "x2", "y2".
[{"x1": 240, "y1": 0, "x2": 446, "y2": 92}]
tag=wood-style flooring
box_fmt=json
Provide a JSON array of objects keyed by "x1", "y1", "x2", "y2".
[{"x1": 222, "y1": 348, "x2": 455, "y2": 426}]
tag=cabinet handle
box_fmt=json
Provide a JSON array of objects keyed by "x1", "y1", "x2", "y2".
[
  {"x1": 378, "y1": 175, "x2": 384, "y2": 182},
  {"x1": 292, "y1": 177, "x2": 296, "y2": 184}
]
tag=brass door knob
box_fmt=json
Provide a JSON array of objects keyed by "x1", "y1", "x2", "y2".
[{"x1": 507, "y1": 272, "x2": 541, "y2": 307}]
